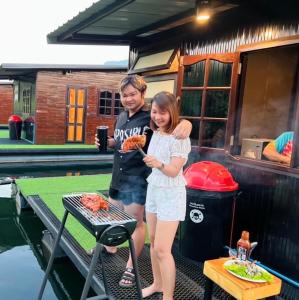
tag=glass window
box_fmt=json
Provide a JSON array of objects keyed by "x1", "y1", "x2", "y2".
[
  {"x1": 180, "y1": 55, "x2": 235, "y2": 150},
  {"x1": 202, "y1": 121, "x2": 226, "y2": 148},
  {"x1": 99, "y1": 90, "x2": 113, "y2": 116},
  {"x1": 183, "y1": 61, "x2": 205, "y2": 87},
  {"x1": 180, "y1": 90, "x2": 202, "y2": 117},
  {"x1": 22, "y1": 88, "x2": 31, "y2": 114},
  {"x1": 99, "y1": 90, "x2": 123, "y2": 116},
  {"x1": 205, "y1": 90, "x2": 229, "y2": 118},
  {"x1": 131, "y1": 49, "x2": 175, "y2": 72},
  {"x1": 208, "y1": 60, "x2": 232, "y2": 87}
]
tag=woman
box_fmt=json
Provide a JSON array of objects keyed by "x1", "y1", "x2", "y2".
[{"x1": 142, "y1": 92, "x2": 191, "y2": 299}]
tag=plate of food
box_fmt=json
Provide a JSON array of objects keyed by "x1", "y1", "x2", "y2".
[{"x1": 223, "y1": 259, "x2": 273, "y2": 283}]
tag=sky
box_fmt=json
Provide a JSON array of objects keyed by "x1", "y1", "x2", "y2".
[{"x1": 0, "y1": 0, "x2": 129, "y2": 65}]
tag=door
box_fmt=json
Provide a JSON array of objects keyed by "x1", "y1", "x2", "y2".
[{"x1": 66, "y1": 87, "x2": 86, "y2": 143}]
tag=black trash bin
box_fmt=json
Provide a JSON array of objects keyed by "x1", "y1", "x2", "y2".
[
  {"x1": 23, "y1": 116, "x2": 35, "y2": 142},
  {"x1": 180, "y1": 161, "x2": 238, "y2": 262},
  {"x1": 8, "y1": 115, "x2": 22, "y2": 140}
]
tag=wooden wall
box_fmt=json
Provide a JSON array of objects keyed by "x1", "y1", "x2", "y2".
[
  {"x1": 0, "y1": 85, "x2": 13, "y2": 124},
  {"x1": 227, "y1": 162, "x2": 299, "y2": 283},
  {"x1": 35, "y1": 71, "x2": 125, "y2": 144}
]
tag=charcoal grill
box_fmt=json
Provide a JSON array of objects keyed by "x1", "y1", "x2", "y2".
[{"x1": 38, "y1": 193, "x2": 143, "y2": 300}]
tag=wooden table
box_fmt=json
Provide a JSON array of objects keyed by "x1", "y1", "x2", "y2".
[{"x1": 203, "y1": 258, "x2": 282, "y2": 300}]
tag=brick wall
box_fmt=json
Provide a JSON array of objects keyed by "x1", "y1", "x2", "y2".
[
  {"x1": 35, "y1": 71, "x2": 125, "y2": 144},
  {"x1": 0, "y1": 85, "x2": 13, "y2": 124}
]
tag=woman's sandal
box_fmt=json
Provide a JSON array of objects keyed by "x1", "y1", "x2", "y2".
[{"x1": 119, "y1": 267, "x2": 135, "y2": 288}]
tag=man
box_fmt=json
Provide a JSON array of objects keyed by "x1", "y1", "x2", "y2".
[
  {"x1": 96, "y1": 75, "x2": 192, "y2": 288},
  {"x1": 263, "y1": 131, "x2": 293, "y2": 165}
]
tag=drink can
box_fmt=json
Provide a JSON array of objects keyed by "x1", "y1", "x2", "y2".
[{"x1": 97, "y1": 126, "x2": 108, "y2": 152}]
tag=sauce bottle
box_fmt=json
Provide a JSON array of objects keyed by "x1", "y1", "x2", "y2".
[{"x1": 237, "y1": 231, "x2": 251, "y2": 261}]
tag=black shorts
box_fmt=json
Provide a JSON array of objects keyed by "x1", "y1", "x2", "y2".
[{"x1": 109, "y1": 186, "x2": 147, "y2": 206}]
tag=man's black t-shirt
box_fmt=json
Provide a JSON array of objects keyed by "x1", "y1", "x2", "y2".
[{"x1": 110, "y1": 105, "x2": 152, "y2": 192}]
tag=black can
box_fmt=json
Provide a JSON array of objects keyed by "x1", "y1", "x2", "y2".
[{"x1": 97, "y1": 126, "x2": 108, "y2": 152}]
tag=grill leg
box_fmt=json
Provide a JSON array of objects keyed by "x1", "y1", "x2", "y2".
[
  {"x1": 80, "y1": 243, "x2": 103, "y2": 300},
  {"x1": 128, "y1": 237, "x2": 143, "y2": 300},
  {"x1": 98, "y1": 244, "x2": 109, "y2": 296},
  {"x1": 37, "y1": 210, "x2": 69, "y2": 300}
]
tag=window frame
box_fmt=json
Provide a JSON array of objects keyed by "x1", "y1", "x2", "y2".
[
  {"x1": 231, "y1": 38, "x2": 299, "y2": 172},
  {"x1": 98, "y1": 89, "x2": 122, "y2": 117},
  {"x1": 178, "y1": 53, "x2": 239, "y2": 153},
  {"x1": 129, "y1": 48, "x2": 177, "y2": 74},
  {"x1": 22, "y1": 87, "x2": 32, "y2": 115}
]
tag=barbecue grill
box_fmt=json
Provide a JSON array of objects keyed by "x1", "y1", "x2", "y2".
[{"x1": 38, "y1": 193, "x2": 143, "y2": 300}]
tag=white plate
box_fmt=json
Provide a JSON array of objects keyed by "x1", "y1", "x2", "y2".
[{"x1": 223, "y1": 259, "x2": 268, "y2": 283}]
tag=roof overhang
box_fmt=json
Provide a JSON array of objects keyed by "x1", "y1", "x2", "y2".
[
  {"x1": 0, "y1": 63, "x2": 127, "y2": 80},
  {"x1": 47, "y1": 0, "x2": 299, "y2": 47},
  {"x1": 48, "y1": 0, "x2": 239, "y2": 46}
]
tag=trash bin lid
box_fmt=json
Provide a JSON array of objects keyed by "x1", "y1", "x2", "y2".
[
  {"x1": 183, "y1": 161, "x2": 238, "y2": 192},
  {"x1": 8, "y1": 115, "x2": 22, "y2": 122},
  {"x1": 24, "y1": 116, "x2": 35, "y2": 123}
]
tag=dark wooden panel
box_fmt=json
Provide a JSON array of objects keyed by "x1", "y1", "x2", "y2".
[{"x1": 226, "y1": 162, "x2": 299, "y2": 283}]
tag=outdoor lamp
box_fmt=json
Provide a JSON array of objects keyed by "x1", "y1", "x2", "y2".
[{"x1": 196, "y1": 0, "x2": 211, "y2": 22}]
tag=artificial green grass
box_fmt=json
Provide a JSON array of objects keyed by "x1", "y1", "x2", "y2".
[
  {"x1": 0, "y1": 129, "x2": 9, "y2": 139},
  {"x1": 16, "y1": 175, "x2": 112, "y2": 250},
  {"x1": 0, "y1": 143, "x2": 96, "y2": 149}
]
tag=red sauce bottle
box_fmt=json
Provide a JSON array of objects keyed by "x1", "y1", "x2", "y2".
[{"x1": 237, "y1": 231, "x2": 251, "y2": 261}]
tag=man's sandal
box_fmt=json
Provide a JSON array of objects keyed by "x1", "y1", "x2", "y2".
[{"x1": 119, "y1": 267, "x2": 135, "y2": 288}]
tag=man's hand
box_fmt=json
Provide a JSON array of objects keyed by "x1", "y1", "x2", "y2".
[
  {"x1": 172, "y1": 119, "x2": 192, "y2": 139},
  {"x1": 94, "y1": 134, "x2": 115, "y2": 149}
]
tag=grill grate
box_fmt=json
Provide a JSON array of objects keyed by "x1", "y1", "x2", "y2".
[{"x1": 62, "y1": 193, "x2": 137, "y2": 240}]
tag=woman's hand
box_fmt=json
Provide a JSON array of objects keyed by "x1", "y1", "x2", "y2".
[
  {"x1": 143, "y1": 155, "x2": 163, "y2": 169},
  {"x1": 172, "y1": 119, "x2": 192, "y2": 139}
]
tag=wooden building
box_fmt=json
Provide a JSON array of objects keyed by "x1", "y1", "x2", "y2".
[
  {"x1": 47, "y1": 0, "x2": 299, "y2": 294},
  {"x1": 0, "y1": 64, "x2": 126, "y2": 144},
  {"x1": 0, "y1": 80, "x2": 13, "y2": 125}
]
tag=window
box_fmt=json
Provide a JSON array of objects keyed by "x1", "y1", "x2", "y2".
[
  {"x1": 179, "y1": 54, "x2": 238, "y2": 149},
  {"x1": 129, "y1": 49, "x2": 176, "y2": 74},
  {"x1": 98, "y1": 90, "x2": 123, "y2": 116},
  {"x1": 99, "y1": 91, "x2": 112, "y2": 115},
  {"x1": 114, "y1": 92, "x2": 123, "y2": 116},
  {"x1": 145, "y1": 74, "x2": 176, "y2": 103},
  {"x1": 234, "y1": 45, "x2": 299, "y2": 168},
  {"x1": 22, "y1": 88, "x2": 31, "y2": 114}
]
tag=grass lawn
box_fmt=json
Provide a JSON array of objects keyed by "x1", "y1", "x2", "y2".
[
  {"x1": 0, "y1": 129, "x2": 9, "y2": 139},
  {"x1": 0, "y1": 144, "x2": 97, "y2": 149},
  {"x1": 0, "y1": 129, "x2": 97, "y2": 149}
]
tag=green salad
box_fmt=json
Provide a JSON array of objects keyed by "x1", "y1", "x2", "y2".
[{"x1": 224, "y1": 260, "x2": 273, "y2": 282}]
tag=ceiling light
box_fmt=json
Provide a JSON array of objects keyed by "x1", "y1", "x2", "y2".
[{"x1": 196, "y1": 0, "x2": 211, "y2": 22}]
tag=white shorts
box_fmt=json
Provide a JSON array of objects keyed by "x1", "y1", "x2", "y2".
[{"x1": 145, "y1": 184, "x2": 186, "y2": 221}]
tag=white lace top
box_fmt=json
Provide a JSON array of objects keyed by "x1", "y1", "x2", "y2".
[{"x1": 146, "y1": 131, "x2": 191, "y2": 187}]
